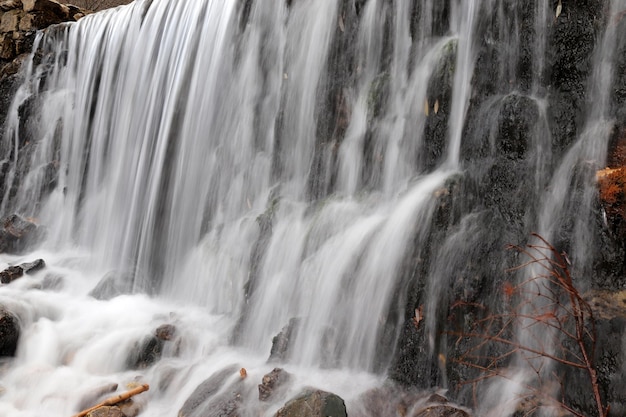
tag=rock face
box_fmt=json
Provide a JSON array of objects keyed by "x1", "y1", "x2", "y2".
[
  {"x1": 0, "y1": 307, "x2": 19, "y2": 356},
  {"x1": 275, "y1": 390, "x2": 347, "y2": 417}
]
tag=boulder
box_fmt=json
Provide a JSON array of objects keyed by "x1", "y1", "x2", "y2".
[
  {"x1": 275, "y1": 389, "x2": 347, "y2": 417},
  {"x1": 258, "y1": 368, "x2": 291, "y2": 402},
  {"x1": 0, "y1": 307, "x2": 19, "y2": 356}
]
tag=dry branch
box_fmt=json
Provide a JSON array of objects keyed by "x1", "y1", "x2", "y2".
[
  {"x1": 448, "y1": 233, "x2": 608, "y2": 417},
  {"x1": 72, "y1": 384, "x2": 149, "y2": 417}
]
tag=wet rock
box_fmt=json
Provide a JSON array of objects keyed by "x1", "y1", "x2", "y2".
[
  {"x1": 20, "y1": 258, "x2": 44, "y2": 273},
  {"x1": 85, "y1": 406, "x2": 124, "y2": 417},
  {"x1": 258, "y1": 368, "x2": 291, "y2": 402},
  {"x1": 0, "y1": 265, "x2": 23, "y2": 283},
  {"x1": 89, "y1": 271, "x2": 133, "y2": 300},
  {"x1": 268, "y1": 317, "x2": 300, "y2": 362},
  {"x1": 0, "y1": 214, "x2": 40, "y2": 254},
  {"x1": 178, "y1": 365, "x2": 239, "y2": 417},
  {"x1": 275, "y1": 389, "x2": 347, "y2": 417},
  {"x1": 0, "y1": 307, "x2": 19, "y2": 356}
]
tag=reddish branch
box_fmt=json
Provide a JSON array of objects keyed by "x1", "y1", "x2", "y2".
[{"x1": 448, "y1": 233, "x2": 608, "y2": 417}]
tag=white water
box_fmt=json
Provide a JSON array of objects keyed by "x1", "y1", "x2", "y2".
[
  {"x1": 0, "y1": 0, "x2": 467, "y2": 415},
  {"x1": 0, "y1": 0, "x2": 622, "y2": 416}
]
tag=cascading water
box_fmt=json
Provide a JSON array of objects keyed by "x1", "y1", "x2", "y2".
[{"x1": 0, "y1": 0, "x2": 624, "y2": 416}]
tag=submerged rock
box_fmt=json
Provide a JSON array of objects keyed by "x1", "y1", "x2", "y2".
[
  {"x1": 89, "y1": 271, "x2": 134, "y2": 300},
  {"x1": 178, "y1": 365, "x2": 239, "y2": 417},
  {"x1": 0, "y1": 307, "x2": 19, "y2": 356},
  {"x1": 275, "y1": 389, "x2": 347, "y2": 417}
]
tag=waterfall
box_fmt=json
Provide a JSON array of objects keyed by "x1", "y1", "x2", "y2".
[{"x1": 0, "y1": 0, "x2": 624, "y2": 416}]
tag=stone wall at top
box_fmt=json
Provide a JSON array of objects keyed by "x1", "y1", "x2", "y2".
[{"x1": 0, "y1": 0, "x2": 85, "y2": 76}]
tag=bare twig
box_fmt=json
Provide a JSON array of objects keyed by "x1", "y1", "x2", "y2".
[{"x1": 448, "y1": 233, "x2": 608, "y2": 417}]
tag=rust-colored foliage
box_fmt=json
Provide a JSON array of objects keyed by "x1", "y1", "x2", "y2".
[{"x1": 598, "y1": 127, "x2": 626, "y2": 233}]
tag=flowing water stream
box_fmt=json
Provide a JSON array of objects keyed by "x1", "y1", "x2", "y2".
[{"x1": 0, "y1": 0, "x2": 624, "y2": 416}]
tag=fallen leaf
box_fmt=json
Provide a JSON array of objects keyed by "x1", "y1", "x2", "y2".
[
  {"x1": 424, "y1": 99, "x2": 430, "y2": 116},
  {"x1": 434, "y1": 99, "x2": 439, "y2": 114},
  {"x1": 556, "y1": 0, "x2": 562, "y2": 18}
]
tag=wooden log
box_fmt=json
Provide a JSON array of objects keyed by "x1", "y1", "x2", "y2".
[{"x1": 72, "y1": 384, "x2": 149, "y2": 417}]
